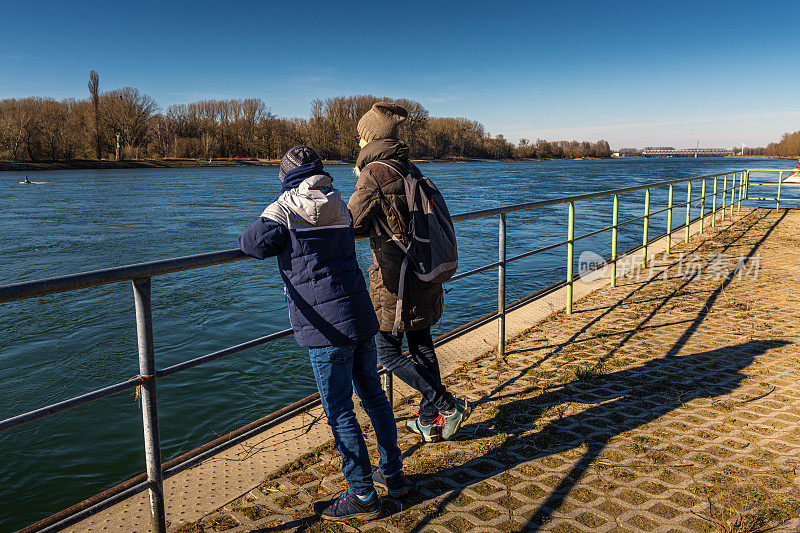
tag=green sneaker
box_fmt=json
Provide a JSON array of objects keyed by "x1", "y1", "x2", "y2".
[
  {"x1": 437, "y1": 398, "x2": 472, "y2": 440},
  {"x1": 405, "y1": 415, "x2": 441, "y2": 442}
]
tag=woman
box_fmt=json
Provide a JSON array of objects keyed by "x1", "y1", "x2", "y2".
[{"x1": 347, "y1": 102, "x2": 470, "y2": 442}]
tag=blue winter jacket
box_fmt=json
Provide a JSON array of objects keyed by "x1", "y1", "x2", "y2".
[{"x1": 238, "y1": 173, "x2": 378, "y2": 347}]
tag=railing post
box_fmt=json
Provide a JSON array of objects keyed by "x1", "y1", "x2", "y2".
[
  {"x1": 132, "y1": 278, "x2": 167, "y2": 533},
  {"x1": 566, "y1": 202, "x2": 575, "y2": 314},
  {"x1": 641, "y1": 189, "x2": 650, "y2": 268},
  {"x1": 712, "y1": 175, "x2": 718, "y2": 227},
  {"x1": 611, "y1": 194, "x2": 619, "y2": 288},
  {"x1": 737, "y1": 172, "x2": 743, "y2": 212},
  {"x1": 745, "y1": 170, "x2": 750, "y2": 199},
  {"x1": 666, "y1": 184, "x2": 674, "y2": 254},
  {"x1": 685, "y1": 181, "x2": 692, "y2": 243},
  {"x1": 498, "y1": 213, "x2": 506, "y2": 359},
  {"x1": 382, "y1": 371, "x2": 393, "y2": 406},
  {"x1": 721, "y1": 174, "x2": 727, "y2": 221},
  {"x1": 730, "y1": 173, "x2": 736, "y2": 218},
  {"x1": 777, "y1": 171, "x2": 783, "y2": 209},
  {"x1": 700, "y1": 179, "x2": 707, "y2": 234}
]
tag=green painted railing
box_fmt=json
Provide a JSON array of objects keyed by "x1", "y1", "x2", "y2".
[
  {"x1": 557, "y1": 166, "x2": 797, "y2": 317},
  {"x1": 557, "y1": 169, "x2": 749, "y2": 315},
  {"x1": 743, "y1": 168, "x2": 800, "y2": 208}
]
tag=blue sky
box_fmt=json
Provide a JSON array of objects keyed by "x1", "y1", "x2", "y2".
[{"x1": 1, "y1": 0, "x2": 798, "y2": 149}]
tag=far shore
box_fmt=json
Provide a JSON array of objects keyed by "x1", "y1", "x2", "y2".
[
  {"x1": 1, "y1": 155, "x2": 795, "y2": 172},
  {"x1": 1, "y1": 158, "x2": 332, "y2": 172},
  {"x1": 0, "y1": 157, "x2": 507, "y2": 171}
]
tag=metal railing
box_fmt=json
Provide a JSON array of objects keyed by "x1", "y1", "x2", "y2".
[
  {"x1": 0, "y1": 167, "x2": 772, "y2": 532},
  {"x1": 742, "y1": 168, "x2": 800, "y2": 208}
]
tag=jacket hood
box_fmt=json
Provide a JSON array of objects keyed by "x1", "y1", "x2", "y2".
[
  {"x1": 262, "y1": 174, "x2": 348, "y2": 228},
  {"x1": 356, "y1": 138, "x2": 410, "y2": 170}
]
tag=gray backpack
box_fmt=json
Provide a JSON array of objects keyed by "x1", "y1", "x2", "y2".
[{"x1": 368, "y1": 161, "x2": 458, "y2": 334}]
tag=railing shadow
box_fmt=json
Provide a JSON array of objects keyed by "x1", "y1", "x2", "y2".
[
  {"x1": 382, "y1": 208, "x2": 788, "y2": 532},
  {"x1": 475, "y1": 207, "x2": 773, "y2": 408},
  {"x1": 390, "y1": 338, "x2": 788, "y2": 532}
]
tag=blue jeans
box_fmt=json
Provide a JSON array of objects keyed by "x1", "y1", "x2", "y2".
[
  {"x1": 308, "y1": 337, "x2": 402, "y2": 496},
  {"x1": 376, "y1": 328, "x2": 456, "y2": 425}
]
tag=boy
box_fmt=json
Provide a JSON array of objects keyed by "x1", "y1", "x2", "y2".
[{"x1": 238, "y1": 145, "x2": 407, "y2": 521}]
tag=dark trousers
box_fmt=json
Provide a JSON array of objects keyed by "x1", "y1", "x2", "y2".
[{"x1": 375, "y1": 327, "x2": 455, "y2": 425}]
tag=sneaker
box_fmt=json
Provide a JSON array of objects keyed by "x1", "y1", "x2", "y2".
[
  {"x1": 405, "y1": 415, "x2": 441, "y2": 442},
  {"x1": 437, "y1": 398, "x2": 472, "y2": 440},
  {"x1": 371, "y1": 466, "x2": 410, "y2": 497},
  {"x1": 314, "y1": 488, "x2": 381, "y2": 521}
]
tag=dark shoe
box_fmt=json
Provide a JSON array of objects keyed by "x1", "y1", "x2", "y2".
[
  {"x1": 371, "y1": 466, "x2": 410, "y2": 497},
  {"x1": 437, "y1": 398, "x2": 472, "y2": 440},
  {"x1": 314, "y1": 488, "x2": 380, "y2": 521},
  {"x1": 405, "y1": 415, "x2": 441, "y2": 442}
]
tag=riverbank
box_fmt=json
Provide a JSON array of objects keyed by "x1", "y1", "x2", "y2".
[
  {"x1": 0, "y1": 156, "x2": 588, "y2": 171},
  {"x1": 6, "y1": 155, "x2": 789, "y2": 172},
  {"x1": 0, "y1": 158, "x2": 304, "y2": 171},
  {"x1": 1, "y1": 157, "x2": 508, "y2": 171}
]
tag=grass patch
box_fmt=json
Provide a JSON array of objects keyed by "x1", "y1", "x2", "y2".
[
  {"x1": 573, "y1": 364, "x2": 603, "y2": 381},
  {"x1": 205, "y1": 514, "x2": 238, "y2": 531},
  {"x1": 232, "y1": 504, "x2": 270, "y2": 521}
]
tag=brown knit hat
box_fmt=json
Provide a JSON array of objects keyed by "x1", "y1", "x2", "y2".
[{"x1": 357, "y1": 102, "x2": 408, "y2": 143}]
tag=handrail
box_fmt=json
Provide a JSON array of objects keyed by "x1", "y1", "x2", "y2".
[
  {"x1": 0, "y1": 167, "x2": 764, "y2": 532},
  {"x1": 742, "y1": 168, "x2": 800, "y2": 208},
  {"x1": 0, "y1": 249, "x2": 248, "y2": 303}
]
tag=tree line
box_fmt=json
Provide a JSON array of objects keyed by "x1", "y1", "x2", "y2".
[
  {"x1": 0, "y1": 71, "x2": 614, "y2": 162},
  {"x1": 763, "y1": 130, "x2": 800, "y2": 158}
]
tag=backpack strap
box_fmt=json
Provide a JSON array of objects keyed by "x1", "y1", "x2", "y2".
[
  {"x1": 367, "y1": 160, "x2": 405, "y2": 178},
  {"x1": 392, "y1": 256, "x2": 409, "y2": 336},
  {"x1": 372, "y1": 218, "x2": 408, "y2": 253},
  {"x1": 364, "y1": 160, "x2": 405, "y2": 187}
]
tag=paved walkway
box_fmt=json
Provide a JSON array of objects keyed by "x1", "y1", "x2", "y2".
[{"x1": 176, "y1": 208, "x2": 800, "y2": 532}]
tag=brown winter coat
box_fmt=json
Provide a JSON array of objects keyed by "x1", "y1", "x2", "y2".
[{"x1": 347, "y1": 138, "x2": 444, "y2": 332}]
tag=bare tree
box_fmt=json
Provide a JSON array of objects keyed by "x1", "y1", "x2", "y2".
[
  {"x1": 88, "y1": 70, "x2": 101, "y2": 159},
  {"x1": 100, "y1": 87, "x2": 157, "y2": 160},
  {"x1": 0, "y1": 99, "x2": 29, "y2": 160}
]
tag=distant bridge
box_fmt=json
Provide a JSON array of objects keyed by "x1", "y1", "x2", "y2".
[{"x1": 642, "y1": 148, "x2": 733, "y2": 157}]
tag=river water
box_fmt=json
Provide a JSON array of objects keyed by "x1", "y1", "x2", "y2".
[{"x1": 0, "y1": 157, "x2": 794, "y2": 530}]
